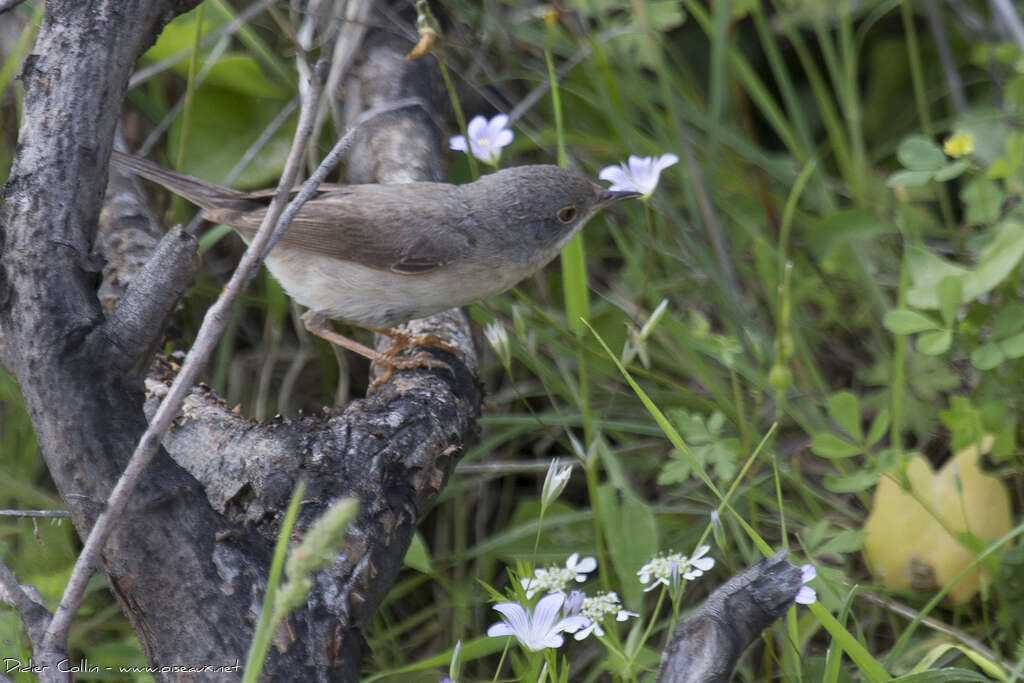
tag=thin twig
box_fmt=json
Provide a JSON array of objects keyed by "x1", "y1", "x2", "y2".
[
  {"x1": 0, "y1": 509, "x2": 71, "y2": 518},
  {"x1": 923, "y1": 0, "x2": 967, "y2": 114},
  {"x1": 39, "y1": 60, "x2": 331, "y2": 656}
]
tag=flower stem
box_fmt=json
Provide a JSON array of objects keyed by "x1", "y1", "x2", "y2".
[{"x1": 436, "y1": 49, "x2": 478, "y2": 180}]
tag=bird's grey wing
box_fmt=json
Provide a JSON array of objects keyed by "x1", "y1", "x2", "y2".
[{"x1": 232, "y1": 183, "x2": 477, "y2": 274}]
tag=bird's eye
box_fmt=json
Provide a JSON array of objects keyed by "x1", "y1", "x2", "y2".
[{"x1": 557, "y1": 206, "x2": 578, "y2": 223}]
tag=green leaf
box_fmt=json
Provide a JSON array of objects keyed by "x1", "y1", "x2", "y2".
[
  {"x1": 916, "y1": 329, "x2": 952, "y2": 355},
  {"x1": 817, "y1": 529, "x2": 867, "y2": 555},
  {"x1": 810, "y1": 433, "x2": 862, "y2": 459},
  {"x1": 1001, "y1": 331, "x2": 1024, "y2": 358},
  {"x1": 883, "y1": 309, "x2": 941, "y2": 334},
  {"x1": 939, "y1": 397, "x2": 984, "y2": 452},
  {"x1": 824, "y1": 469, "x2": 882, "y2": 493},
  {"x1": 886, "y1": 169, "x2": 934, "y2": 188},
  {"x1": 866, "y1": 408, "x2": 891, "y2": 447},
  {"x1": 961, "y1": 176, "x2": 1005, "y2": 225},
  {"x1": 897, "y1": 135, "x2": 947, "y2": 171},
  {"x1": 991, "y1": 302, "x2": 1024, "y2": 338},
  {"x1": 970, "y1": 342, "x2": 1003, "y2": 370},
  {"x1": 933, "y1": 159, "x2": 969, "y2": 182},
  {"x1": 960, "y1": 220, "x2": 1024, "y2": 300},
  {"x1": 169, "y1": 85, "x2": 297, "y2": 188},
  {"x1": 936, "y1": 277, "x2": 961, "y2": 327},
  {"x1": 828, "y1": 392, "x2": 863, "y2": 442},
  {"x1": 906, "y1": 246, "x2": 969, "y2": 309},
  {"x1": 199, "y1": 54, "x2": 289, "y2": 99}
]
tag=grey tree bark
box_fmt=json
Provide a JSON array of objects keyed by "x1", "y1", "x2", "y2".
[{"x1": 0, "y1": 1, "x2": 478, "y2": 680}]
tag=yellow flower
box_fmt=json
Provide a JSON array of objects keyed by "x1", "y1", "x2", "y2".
[{"x1": 943, "y1": 131, "x2": 975, "y2": 158}]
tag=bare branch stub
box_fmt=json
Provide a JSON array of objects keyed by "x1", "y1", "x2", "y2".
[{"x1": 655, "y1": 551, "x2": 804, "y2": 683}]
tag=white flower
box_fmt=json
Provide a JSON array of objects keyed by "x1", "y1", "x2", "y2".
[
  {"x1": 637, "y1": 546, "x2": 715, "y2": 592},
  {"x1": 795, "y1": 563, "x2": 817, "y2": 605},
  {"x1": 541, "y1": 459, "x2": 573, "y2": 511},
  {"x1": 486, "y1": 593, "x2": 591, "y2": 651},
  {"x1": 521, "y1": 553, "x2": 597, "y2": 597},
  {"x1": 449, "y1": 114, "x2": 514, "y2": 165},
  {"x1": 598, "y1": 153, "x2": 678, "y2": 198},
  {"x1": 573, "y1": 591, "x2": 638, "y2": 640}
]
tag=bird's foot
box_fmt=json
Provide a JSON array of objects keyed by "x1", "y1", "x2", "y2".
[
  {"x1": 302, "y1": 313, "x2": 451, "y2": 392},
  {"x1": 370, "y1": 327, "x2": 460, "y2": 357}
]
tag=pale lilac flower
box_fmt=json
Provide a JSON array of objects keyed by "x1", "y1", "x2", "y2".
[
  {"x1": 487, "y1": 593, "x2": 591, "y2": 651},
  {"x1": 449, "y1": 114, "x2": 514, "y2": 165},
  {"x1": 795, "y1": 563, "x2": 817, "y2": 605},
  {"x1": 521, "y1": 553, "x2": 597, "y2": 597},
  {"x1": 638, "y1": 546, "x2": 715, "y2": 592},
  {"x1": 573, "y1": 591, "x2": 639, "y2": 640},
  {"x1": 599, "y1": 153, "x2": 678, "y2": 198},
  {"x1": 563, "y1": 589, "x2": 585, "y2": 616}
]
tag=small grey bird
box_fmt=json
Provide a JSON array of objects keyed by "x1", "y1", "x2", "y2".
[{"x1": 110, "y1": 151, "x2": 639, "y2": 377}]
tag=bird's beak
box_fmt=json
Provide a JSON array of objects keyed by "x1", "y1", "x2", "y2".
[{"x1": 596, "y1": 189, "x2": 643, "y2": 208}]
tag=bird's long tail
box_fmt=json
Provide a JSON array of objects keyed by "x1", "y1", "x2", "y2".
[{"x1": 109, "y1": 150, "x2": 253, "y2": 213}]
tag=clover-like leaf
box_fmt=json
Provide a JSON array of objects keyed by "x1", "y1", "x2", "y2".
[
  {"x1": 917, "y1": 329, "x2": 953, "y2": 355},
  {"x1": 1001, "y1": 331, "x2": 1024, "y2": 358},
  {"x1": 970, "y1": 342, "x2": 1003, "y2": 370},
  {"x1": 883, "y1": 309, "x2": 941, "y2": 335},
  {"x1": 897, "y1": 135, "x2": 947, "y2": 171},
  {"x1": 810, "y1": 433, "x2": 862, "y2": 459},
  {"x1": 865, "y1": 408, "x2": 891, "y2": 447},
  {"x1": 827, "y1": 392, "x2": 863, "y2": 442}
]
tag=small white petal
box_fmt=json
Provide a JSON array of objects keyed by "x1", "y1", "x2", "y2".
[
  {"x1": 571, "y1": 556, "x2": 596, "y2": 574},
  {"x1": 449, "y1": 135, "x2": 468, "y2": 152},
  {"x1": 492, "y1": 601, "x2": 530, "y2": 633},
  {"x1": 488, "y1": 113, "x2": 510, "y2": 136},
  {"x1": 487, "y1": 622, "x2": 516, "y2": 637},
  {"x1": 801, "y1": 564, "x2": 816, "y2": 583},
  {"x1": 532, "y1": 593, "x2": 566, "y2": 628},
  {"x1": 557, "y1": 615, "x2": 591, "y2": 633},
  {"x1": 653, "y1": 153, "x2": 679, "y2": 173},
  {"x1": 467, "y1": 115, "x2": 488, "y2": 139},
  {"x1": 494, "y1": 129, "x2": 514, "y2": 148},
  {"x1": 599, "y1": 165, "x2": 636, "y2": 192},
  {"x1": 628, "y1": 155, "x2": 654, "y2": 180},
  {"x1": 691, "y1": 557, "x2": 715, "y2": 571},
  {"x1": 795, "y1": 585, "x2": 817, "y2": 605}
]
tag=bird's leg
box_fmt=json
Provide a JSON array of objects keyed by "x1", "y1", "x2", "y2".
[{"x1": 302, "y1": 312, "x2": 449, "y2": 390}]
